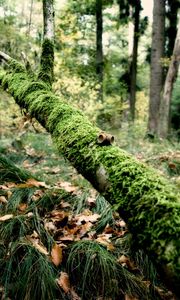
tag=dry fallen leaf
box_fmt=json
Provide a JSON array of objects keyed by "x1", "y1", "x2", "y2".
[
  {"x1": 17, "y1": 178, "x2": 48, "y2": 188},
  {"x1": 26, "y1": 234, "x2": 49, "y2": 256},
  {"x1": 6, "y1": 182, "x2": 17, "y2": 188},
  {"x1": 96, "y1": 233, "x2": 115, "y2": 251},
  {"x1": 57, "y1": 272, "x2": 70, "y2": 293},
  {"x1": 32, "y1": 189, "x2": 44, "y2": 201},
  {"x1": 18, "y1": 203, "x2": 28, "y2": 212},
  {"x1": 56, "y1": 181, "x2": 77, "y2": 193},
  {"x1": 0, "y1": 196, "x2": 8, "y2": 204},
  {"x1": 60, "y1": 201, "x2": 71, "y2": 208},
  {"x1": 0, "y1": 214, "x2": 14, "y2": 222},
  {"x1": 51, "y1": 243, "x2": 63, "y2": 266},
  {"x1": 50, "y1": 210, "x2": 69, "y2": 220},
  {"x1": 117, "y1": 255, "x2": 136, "y2": 270},
  {"x1": 75, "y1": 213, "x2": 100, "y2": 225},
  {"x1": 86, "y1": 196, "x2": 96, "y2": 207}
]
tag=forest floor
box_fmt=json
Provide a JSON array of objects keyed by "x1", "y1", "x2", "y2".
[{"x1": 0, "y1": 90, "x2": 180, "y2": 300}]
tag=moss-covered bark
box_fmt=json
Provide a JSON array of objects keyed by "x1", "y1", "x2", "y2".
[{"x1": 0, "y1": 59, "x2": 180, "y2": 297}]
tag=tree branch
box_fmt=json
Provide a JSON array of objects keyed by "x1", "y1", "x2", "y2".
[
  {"x1": 0, "y1": 51, "x2": 11, "y2": 62},
  {"x1": 0, "y1": 58, "x2": 180, "y2": 298}
]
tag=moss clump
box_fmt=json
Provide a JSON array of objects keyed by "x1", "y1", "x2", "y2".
[{"x1": 38, "y1": 39, "x2": 54, "y2": 86}]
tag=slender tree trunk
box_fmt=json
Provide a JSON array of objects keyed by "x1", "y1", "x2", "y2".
[
  {"x1": 27, "y1": 0, "x2": 34, "y2": 35},
  {"x1": 38, "y1": 0, "x2": 55, "y2": 86},
  {"x1": 96, "y1": 0, "x2": 103, "y2": 102},
  {"x1": 0, "y1": 54, "x2": 180, "y2": 297},
  {"x1": 158, "y1": 20, "x2": 180, "y2": 138},
  {"x1": 129, "y1": 0, "x2": 141, "y2": 121},
  {"x1": 147, "y1": 0, "x2": 165, "y2": 137},
  {"x1": 166, "y1": 0, "x2": 179, "y2": 58}
]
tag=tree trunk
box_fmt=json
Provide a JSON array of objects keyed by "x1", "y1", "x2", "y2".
[
  {"x1": 0, "y1": 53, "x2": 180, "y2": 297},
  {"x1": 129, "y1": 0, "x2": 141, "y2": 121},
  {"x1": 158, "y1": 20, "x2": 180, "y2": 138},
  {"x1": 38, "y1": 0, "x2": 55, "y2": 86},
  {"x1": 147, "y1": 0, "x2": 165, "y2": 137},
  {"x1": 166, "y1": 0, "x2": 179, "y2": 58},
  {"x1": 96, "y1": 0, "x2": 103, "y2": 102}
]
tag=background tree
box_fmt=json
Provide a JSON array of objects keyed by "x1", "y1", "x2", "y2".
[
  {"x1": 148, "y1": 0, "x2": 165, "y2": 137},
  {"x1": 158, "y1": 19, "x2": 180, "y2": 138},
  {"x1": 117, "y1": 0, "x2": 148, "y2": 121},
  {"x1": 96, "y1": 0, "x2": 103, "y2": 101}
]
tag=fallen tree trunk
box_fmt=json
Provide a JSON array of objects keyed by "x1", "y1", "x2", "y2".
[{"x1": 0, "y1": 57, "x2": 180, "y2": 297}]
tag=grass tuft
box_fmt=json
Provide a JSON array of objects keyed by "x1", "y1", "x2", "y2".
[{"x1": 0, "y1": 241, "x2": 59, "y2": 300}]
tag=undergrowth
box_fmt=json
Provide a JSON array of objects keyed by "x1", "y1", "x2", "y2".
[{"x1": 0, "y1": 153, "x2": 167, "y2": 300}]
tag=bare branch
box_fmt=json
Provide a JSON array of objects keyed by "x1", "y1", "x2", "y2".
[{"x1": 0, "y1": 51, "x2": 12, "y2": 62}]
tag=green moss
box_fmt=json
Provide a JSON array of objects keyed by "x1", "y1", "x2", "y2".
[{"x1": 38, "y1": 39, "x2": 54, "y2": 86}]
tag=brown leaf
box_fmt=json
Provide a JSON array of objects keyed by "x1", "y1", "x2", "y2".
[
  {"x1": 7, "y1": 190, "x2": 12, "y2": 198},
  {"x1": 18, "y1": 203, "x2": 28, "y2": 212},
  {"x1": 57, "y1": 272, "x2": 70, "y2": 293},
  {"x1": 0, "y1": 214, "x2": 14, "y2": 221},
  {"x1": 0, "y1": 196, "x2": 8, "y2": 204},
  {"x1": 26, "y1": 233, "x2": 49, "y2": 256},
  {"x1": 168, "y1": 162, "x2": 176, "y2": 170},
  {"x1": 22, "y1": 160, "x2": 35, "y2": 168},
  {"x1": 51, "y1": 243, "x2": 63, "y2": 266},
  {"x1": 60, "y1": 201, "x2": 71, "y2": 208},
  {"x1": 57, "y1": 181, "x2": 77, "y2": 193},
  {"x1": 44, "y1": 221, "x2": 57, "y2": 232},
  {"x1": 32, "y1": 189, "x2": 44, "y2": 201},
  {"x1": 86, "y1": 196, "x2": 96, "y2": 207},
  {"x1": 75, "y1": 213, "x2": 100, "y2": 225},
  {"x1": 115, "y1": 219, "x2": 126, "y2": 228},
  {"x1": 117, "y1": 254, "x2": 129, "y2": 264},
  {"x1": 50, "y1": 210, "x2": 69, "y2": 220},
  {"x1": 0, "y1": 185, "x2": 9, "y2": 190},
  {"x1": 6, "y1": 182, "x2": 17, "y2": 188},
  {"x1": 58, "y1": 235, "x2": 74, "y2": 242},
  {"x1": 96, "y1": 233, "x2": 115, "y2": 251},
  {"x1": 117, "y1": 255, "x2": 136, "y2": 270},
  {"x1": 17, "y1": 178, "x2": 48, "y2": 188}
]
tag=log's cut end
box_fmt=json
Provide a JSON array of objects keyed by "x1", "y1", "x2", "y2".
[{"x1": 97, "y1": 132, "x2": 115, "y2": 145}]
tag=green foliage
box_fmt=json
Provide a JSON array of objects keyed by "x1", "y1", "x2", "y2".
[
  {"x1": 0, "y1": 242, "x2": 58, "y2": 300},
  {"x1": 0, "y1": 154, "x2": 32, "y2": 184},
  {"x1": 67, "y1": 240, "x2": 152, "y2": 299}
]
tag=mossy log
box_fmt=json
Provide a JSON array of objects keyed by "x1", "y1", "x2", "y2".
[{"x1": 0, "y1": 59, "x2": 180, "y2": 297}]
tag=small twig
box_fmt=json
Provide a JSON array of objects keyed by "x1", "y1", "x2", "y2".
[{"x1": 0, "y1": 50, "x2": 12, "y2": 62}]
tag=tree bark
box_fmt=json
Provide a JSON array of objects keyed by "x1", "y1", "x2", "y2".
[
  {"x1": 0, "y1": 53, "x2": 180, "y2": 297},
  {"x1": 129, "y1": 0, "x2": 141, "y2": 121},
  {"x1": 166, "y1": 0, "x2": 179, "y2": 58},
  {"x1": 96, "y1": 0, "x2": 103, "y2": 102},
  {"x1": 38, "y1": 0, "x2": 55, "y2": 86},
  {"x1": 158, "y1": 20, "x2": 180, "y2": 138},
  {"x1": 147, "y1": 0, "x2": 165, "y2": 136}
]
